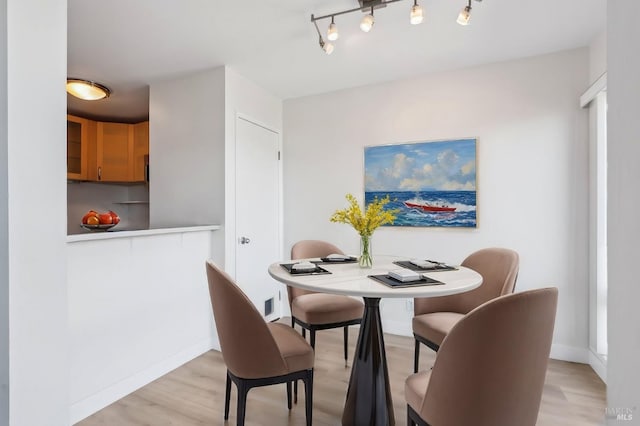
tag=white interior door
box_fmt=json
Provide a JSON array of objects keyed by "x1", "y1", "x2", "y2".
[{"x1": 235, "y1": 116, "x2": 281, "y2": 319}]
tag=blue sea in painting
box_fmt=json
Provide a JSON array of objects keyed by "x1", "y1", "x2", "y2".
[{"x1": 365, "y1": 190, "x2": 477, "y2": 228}]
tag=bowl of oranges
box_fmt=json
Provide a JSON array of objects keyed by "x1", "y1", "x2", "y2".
[{"x1": 81, "y1": 210, "x2": 120, "y2": 231}]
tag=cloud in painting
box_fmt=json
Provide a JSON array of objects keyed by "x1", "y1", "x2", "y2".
[
  {"x1": 461, "y1": 160, "x2": 475, "y2": 176},
  {"x1": 364, "y1": 139, "x2": 476, "y2": 192}
]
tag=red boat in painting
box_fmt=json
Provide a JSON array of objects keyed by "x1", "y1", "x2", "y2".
[{"x1": 403, "y1": 199, "x2": 456, "y2": 212}]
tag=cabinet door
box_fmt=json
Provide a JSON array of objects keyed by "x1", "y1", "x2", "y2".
[
  {"x1": 67, "y1": 115, "x2": 88, "y2": 180},
  {"x1": 97, "y1": 122, "x2": 133, "y2": 182},
  {"x1": 132, "y1": 121, "x2": 149, "y2": 182}
]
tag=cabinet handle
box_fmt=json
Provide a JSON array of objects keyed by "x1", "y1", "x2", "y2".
[{"x1": 98, "y1": 166, "x2": 102, "y2": 181}]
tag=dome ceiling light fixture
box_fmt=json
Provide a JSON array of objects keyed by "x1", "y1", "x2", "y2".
[
  {"x1": 66, "y1": 78, "x2": 111, "y2": 101},
  {"x1": 310, "y1": 0, "x2": 484, "y2": 54}
]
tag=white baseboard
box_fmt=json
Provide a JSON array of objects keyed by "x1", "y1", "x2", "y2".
[
  {"x1": 549, "y1": 343, "x2": 589, "y2": 363},
  {"x1": 70, "y1": 337, "x2": 216, "y2": 424},
  {"x1": 588, "y1": 349, "x2": 607, "y2": 383}
]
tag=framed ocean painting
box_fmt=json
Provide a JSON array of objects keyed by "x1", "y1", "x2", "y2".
[{"x1": 364, "y1": 138, "x2": 477, "y2": 228}]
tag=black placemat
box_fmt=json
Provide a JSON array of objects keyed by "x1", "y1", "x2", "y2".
[
  {"x1": 368, "y1": 274, "x2": 445, "y2": 288},
  {"x1": 393, "y1": 260, "x2": 458, "y2": 272},
  {"x1": 280, "y1": 263, "x2": 332, "y2": 276}
]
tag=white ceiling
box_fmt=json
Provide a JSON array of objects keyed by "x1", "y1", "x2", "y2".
[{"x1": 67, "y1": 0, "x2": 606, "y2": 122}]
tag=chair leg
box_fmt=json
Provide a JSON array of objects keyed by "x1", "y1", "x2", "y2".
[
  {"x1": 407, "y1": 406, "x2": 415, "y2": 426},
  {"x1": 303, "y1": 369, "x2": 314, "y2": 426},
  {"x1": 414, "y1": 339, "x2": 420, "y2": 373},
  {"x1": 310, "y1": 330, "x2": 316, "y2": 350},
  {"x1": 286, "y1": 381, "x2": 292, "y2": 410},
  {"x1": 302, "y1": 328, "x2": 306, "y2": 339},
  {"x1": 224, "y1": 371, "x2": 231, "y2": 420},
  {"x1": 294, "y1": 380, "x2": 298, "y2": 404},
  {"x1": 236, "y1": 380, "x2": 248, "y2": 426},
  {"x1": 291, "y1": 316, "x2": 295, "y2": 328},
  {"x1": 407, "y1": 404, "x2": 429, "y2": 426},
  {"x1": 343, "y1": 326, "x2": 349, "y2": 366}
]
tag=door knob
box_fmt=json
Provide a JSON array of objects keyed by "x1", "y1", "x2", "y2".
[{"x1": 239, "y1": 236, "x2": 251, "y2": 245}]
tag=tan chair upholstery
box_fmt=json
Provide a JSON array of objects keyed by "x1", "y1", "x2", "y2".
[
  {"x1": 206, "y1": 260, "x2": 314, "y2": 426},
  {"x1": 289, "y1": 240, "x2": 364, "y2": 360},
  {"x1": 405, "y1": 287, "x2": 558, "y2": 426},
  {"x1": 412, "y1": 247, "x2": 519, "y2": 372}
]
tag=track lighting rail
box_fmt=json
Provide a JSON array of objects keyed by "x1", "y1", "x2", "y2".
[{"x1": 310, "y1": 0, "x2": 405, "y2": 23}]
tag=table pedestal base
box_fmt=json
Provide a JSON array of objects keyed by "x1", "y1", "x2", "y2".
[{"x1": 342, "y1": 297, "x2": 395, "y2": 426}]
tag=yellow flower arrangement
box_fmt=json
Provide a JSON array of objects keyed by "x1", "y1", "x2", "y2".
[{"x1": 330, "y1": 193, "x2": 399, "y2": 267}]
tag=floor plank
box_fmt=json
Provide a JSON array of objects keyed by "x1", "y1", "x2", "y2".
[{"x1": 77, "y1": 322, "x2": 606, "y2": 425}]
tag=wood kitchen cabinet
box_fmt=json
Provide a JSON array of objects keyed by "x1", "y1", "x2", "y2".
[
  {"x1": 67, "y1": 115, "x2": 96, "y2": 180},
  {"x1": 95, "y1": 121, "x2": 150, "y2": 182},
  {"x1": 68, "y1": 116, "x2": 149, "y2": 182},
  {"x1": 96, "y1": 122, "x2": 134, "y2": 182},
  {"x1": 132, "y1": 121, "x2": 149, "y2": 182}
]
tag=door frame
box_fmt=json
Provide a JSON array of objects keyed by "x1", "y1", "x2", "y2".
[
  {"x1": 581, "y1": 73, "x2": 608, "y2": 383},
  {"x1": 232, "y1": 113, "x2": 284, "y2": 319}
]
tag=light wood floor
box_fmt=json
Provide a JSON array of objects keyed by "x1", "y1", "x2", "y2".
[{"x1": 77, "y1": 322, "x2": 606, "y2": 425}]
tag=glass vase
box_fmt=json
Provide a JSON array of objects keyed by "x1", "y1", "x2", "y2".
[{"x1": 359, "y1": 234, "x2": 373, "y2": 269}]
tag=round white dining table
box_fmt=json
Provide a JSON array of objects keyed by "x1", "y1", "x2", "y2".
[{"x1": 268, "y1": 255, "x2": 482, "y2": 426}]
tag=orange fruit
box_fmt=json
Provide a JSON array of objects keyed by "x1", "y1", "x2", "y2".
[{"x1": 86, "y1": 215, "x2": 100, "y2": 225}]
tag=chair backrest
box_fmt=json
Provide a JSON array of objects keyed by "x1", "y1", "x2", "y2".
[
  {"x1": 288, "y1": 240, "x2": 345, "y2": 304},
  {"x1": 205, "y1": 260, "x2": 288, "y2": 379},
  {"x1": 418, "y1": 287, "x2": 558, "y2": 426},
  {"x1": 415, "y1": 247, "x2": 519, "y2": 315}
]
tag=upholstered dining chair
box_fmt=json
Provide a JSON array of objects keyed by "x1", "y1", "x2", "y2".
[
  {"x1": 205, "y1": 260, "x2": 314, "y2": 426},
  {"x1": 289, "y1": 240, "x2": 364, "y2": 363},
  {"x1": 405, "y1": 287, "x2": 558, "y2": 426},
  {"x1": 413, "y1": 247, "x2": 519, "y2": 372}
]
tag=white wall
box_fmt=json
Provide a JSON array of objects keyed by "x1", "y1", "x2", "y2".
[
  {"x1": 283, "y1": 49, "x2": 590, "y2": 361},
  {"x1": 0, "y1": 1, "x2": 9, "y2": 423},
  {"x1": 149, "y1": 67, "x2": 226, "y2": 230},
  {"x1": 223, "y1": 67, "x2": 283, "y2": 276},
  {"x1": 5, "y1": 0, "x2": 69, "y2": 425},
  {"x1": 589, "y1": 30, "x2": 607, "y2": 84},
  {"x1": 68, "y1": 230, "x2": 218, "y2": 423},
  {"x1": 607, "y1": 1, "x2": 640, "y2": 423}
]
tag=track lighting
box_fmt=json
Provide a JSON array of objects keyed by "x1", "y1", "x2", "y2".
[
  {"x1": 320, "y1": 37, "x2": 335, "y2": 54},
  {"x1": 327, "y1": 16, "x2": 339, "y2": 41},
  {"x1": 360, "y1": 7, "x2": 375, "y2": 32},
  {"x1": 310, "y1": 0, "x2": 484, "y2": 54},
  {"x1": 410, "y1": 0, "x2": 423, "y2": 25},
  {"x1": 313, "y1": 19, "x2": 335, "y2": 54},
  {"x1": 457, "y1": 0, "x2": 471, "y2": 25}
]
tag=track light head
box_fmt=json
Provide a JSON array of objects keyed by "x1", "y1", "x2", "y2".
[
  {"x1": 360, "y1": 8, "x2": 375, "y2": 32},
  {"x1": 457, "y1": 4, "x2": 471, "y2": 25},
  {"x1": 410, "y1": 1, "x2": 424, "y2": 25},
  {"x1": 319, "y1": 37, "x2": 334, "y2": 55},
  {"x1": 327, "y1": 16, "x2": 339, "y2": 41}
]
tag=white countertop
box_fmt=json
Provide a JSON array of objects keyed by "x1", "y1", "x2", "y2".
[
  {"x1": 67, "y1": 224, "x2": 221, "y2": 242},
  {"x1": 268, "y1": 255, "x2": 482, "y2": 298}
]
